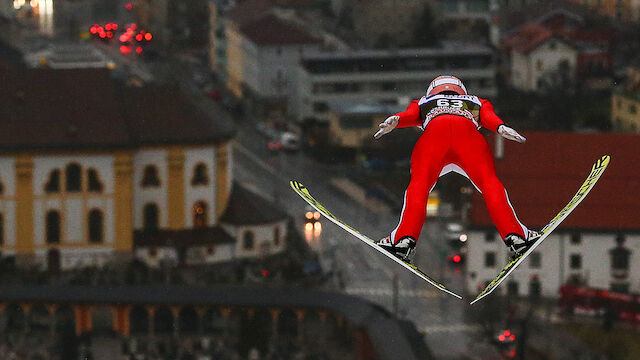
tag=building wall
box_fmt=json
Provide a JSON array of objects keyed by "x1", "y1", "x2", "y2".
[
  {"x1": 0, "y1": 141, "x2": 234, "y2": 269},
  {"x1": 184, "y1": 147, "x2": 217, "y2": 227},
  {"x1": 257, "y1": 44, "x2": 321, "y2": 100},
  {"x1": 510, "y1": 40, "x2": 577, "y2": 91},
  {"x1": 611, "y1": 92, "x2": 640, "y2": 132},
  {"x1": 0, "y1": 157, "x2": 16, "y2": 252},
  {"x1": 295, "y1": 60, "x2": 497, "y2": 122},
  {"x1": 328, "y1": 112, "x2": 379, "y2": 148},
  {"x1": 133, "y1": 149, "x2": 169, "y2": 229},
  {"x1": 225, "y1": 24, "x2": 246, "y2": 97},
  {"x1": 32, "y1": 155, "x2": 115, "y2": 246},
  {"x1": 569, "y1": 0, "x2": 639, "y2": 21},
  {"x1": 467, "y1": 230, "x2": 640, "y2": 297},
  {"x1": 223, "y1": 220, "x2": 288, "y2": 259}
]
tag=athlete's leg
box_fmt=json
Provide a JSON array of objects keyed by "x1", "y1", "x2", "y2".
[
  {"x1": 391, "y1": 120, "x2": 450, "y2": 243},
  {"x1": 451, "y1": 119, "x2": 528, "y2": 239}
]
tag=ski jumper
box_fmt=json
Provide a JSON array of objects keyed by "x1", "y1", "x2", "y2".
[{"x1": 390, "y1": 94, "x2": 529, "y2": 243}]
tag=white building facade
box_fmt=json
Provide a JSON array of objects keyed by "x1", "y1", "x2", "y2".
[
  {"x1": 510, "y1": 38, "x2": 578, "y2": 92},
  {"x1": 293, "y1": 43, "x2": 497, "y2": 123},
  {"x1": 467, "y1": 230, "x2": 640, "y2": 298}
]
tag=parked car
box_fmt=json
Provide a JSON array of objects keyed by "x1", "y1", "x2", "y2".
[{"x1": 280, "y1": 132, "x2": 300, "y2": 152}]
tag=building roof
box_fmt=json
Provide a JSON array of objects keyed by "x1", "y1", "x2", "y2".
[
  {"x1": 226, "y1": 0, "x2": 274, "y2": 26},
  {"x1": 470, "y1": 132, "x2": 640, "y2": 231},
  {"x1": 501, "y1": 23, "x2": 556, "y2": 53},
  {"x1": 240, "y1": 13, "x2": 321, "y2": 46},
  {"x1": 220, "y1": 182, "x2": 289, "y2": 226},
  {"x1": 0, "y1": 68, "x2": 235, "y2": 151},
  {"x1": 134, "y1": 226, "x2": 236, "y2": 248}
]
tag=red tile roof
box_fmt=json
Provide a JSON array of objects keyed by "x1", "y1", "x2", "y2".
[
  {"x1": 240, "y1": 14, "x2": 320, "y2": 46},
  {"x1": 501, "y1": 23, "x2": 555, "y2": 53},
  {"x1": 470, "y1": 132, "x2": 640, "y2": 231}
]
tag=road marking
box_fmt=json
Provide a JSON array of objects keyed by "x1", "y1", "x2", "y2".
[
  {"x1": 420, "y1": 324, "x2": 481, "y2": 334},
  {"x1": 233, "y1": 142, "x2": 285, "y2": 180},
  {"x1": 344, "y1": 287, "x2": 440, "y2": 298}
]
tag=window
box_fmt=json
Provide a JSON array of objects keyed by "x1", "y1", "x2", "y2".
[
  {"x1": 0, "y1": 213, "x2": 3, "y2": 246},
  {"x1": 529, "y1": 252, "x2": 541, "y2": 268},
  {"x1": 87, "y1": 169, "x2": 103, "y2": 192},
  {"x1": 570, "y1": 233, "x2": 581, "y2": 245},
  {"x1": 485, "y1": 232, "x2": 496, "y2": 242},
  {"x1": 143, "y1": 203, "x2": 159, "y2": 231},
  {"x1": 243, "y1": 231, "x2": 255, "y2": 250},
  {"x1": 0, "y1": 181, "x2": 3, "y2": 195},
  {"x1": 46, "y1": 211, "x2": 61, "y2": 244},
  {"x1": 630, "y1": 104, "x2": 637, "y2": 114},
  {"x1": 536, "y1": 59, "x2": 543, "y2": 71},
  {"x1": 507, "y1": 281, "x2": 519, "y2": 296},
  {"x1": 45, "y1": 169, "x2": 60, "y2": 193},
  {"x1": 65, "y1": 163, "x2": 82, "y2": 192},
  {"x1": 193, "y1": 201, "x2": 208, "y2": 228},
  {"x1": 484, "y1": 252, "x2": 496, "y2": 267},
  {"x1": 191, "y1": 163, "x2": 208, "y2": 186},
  {"x1": 142, "y1": 165, "x2": 160, "y2": 187},
  {"x1": 529, "y1": 276, "x2": 541, "y2": 298},
  {"x1": 570, "y1": 254, "x2": 582, "y2": 269},
  {"x1": 274, "y1": 227, "x2": 280, "y2": 246},
  {"x1": 88, "y1": 209, "x2": 103, "y2": 243}
]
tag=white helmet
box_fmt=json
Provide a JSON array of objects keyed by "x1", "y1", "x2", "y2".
[{"x1": 426, "y1": 75, "x2": 467, "y2": 96}]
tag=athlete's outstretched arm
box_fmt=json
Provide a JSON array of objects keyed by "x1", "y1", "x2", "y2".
[
  {"x1": 374, "y1": 100, "x2": 422, "y2": 139},
  {"x1": 479, "y1": 99, "x2": 526, "y2": 143}
]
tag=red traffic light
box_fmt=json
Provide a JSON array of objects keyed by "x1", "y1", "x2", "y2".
[{"x1": 453, "y1": 254, "x2": 462, "y2": 263}]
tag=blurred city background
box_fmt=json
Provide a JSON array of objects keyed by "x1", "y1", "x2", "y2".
[{"x1": 0, "y1": 0, "x2": 639, "y2": 359}]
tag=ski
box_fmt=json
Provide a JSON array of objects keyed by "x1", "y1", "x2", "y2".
[
  {"x1": 470, "y1": 155, "x2": 611, "y2": 305},
  {"x1": 290, "y1": 180, "x2": 463, "y2": 299}
]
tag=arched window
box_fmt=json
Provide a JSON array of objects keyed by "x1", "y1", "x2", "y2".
[
  {"x1": 46, "y1": 211, "x2": 61, "y2": 244},
  {"x1": 45, "y1": 169, "x2": 60, "y2": 193},
  {"x1": 65, "y1": 163, "x2": 82, "y2": 192},
  {"x1": 274, "y1": 227, "x2": 280, "y2": 246},
  {"x1": 87, "y1": 169, "x2": 103, "y2": 192},
  {"x1": 243, "y1": 231, "x2": 255, "y2": 250},
  {"x1": 143, "y1": 203, "x2": 159, "y2": 231},
  {"x1": 88, "y1": 209, "x2": 103, "y2": 243},
  {"x1": 193, "y1": 201, "x2": 208, "y2": 228},
  {"x1": 191, "y1": 163, "x2": 208, "y2": 186},
  {"x1": 141, "y1": 165, "x2": 160, "y2": 187}
]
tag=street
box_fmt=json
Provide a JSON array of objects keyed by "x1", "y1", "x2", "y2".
[{"x1": 232, "y1": 119, "x2": 495, "y2": 359}]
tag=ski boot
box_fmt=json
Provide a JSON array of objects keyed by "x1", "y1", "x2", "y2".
[
  {"x1": 505, "y1": 230, "x2": 541, "y2": 258},
  {"x1": 377, "y1": 236, "x2": 416, "y2": 263}
]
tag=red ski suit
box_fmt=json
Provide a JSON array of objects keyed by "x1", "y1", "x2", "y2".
[{"x1": 390, "y1": 94, "x2": 528, "y2": 243}]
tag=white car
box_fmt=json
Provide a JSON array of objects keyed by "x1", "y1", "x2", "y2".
[{"x1": 280, "y1": 132, "x2": 300, "y2": 151}]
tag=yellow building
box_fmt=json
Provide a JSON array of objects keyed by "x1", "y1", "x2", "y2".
[
  {"x1": 611, "y1": 67, "x2": 640, "y2": 132},
  {"x1": 328, "y1": 102, "x2": 407, "y2": 149},
  {"x1": 0, "y1": 66, "x2": 288, "y2": 270}
]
